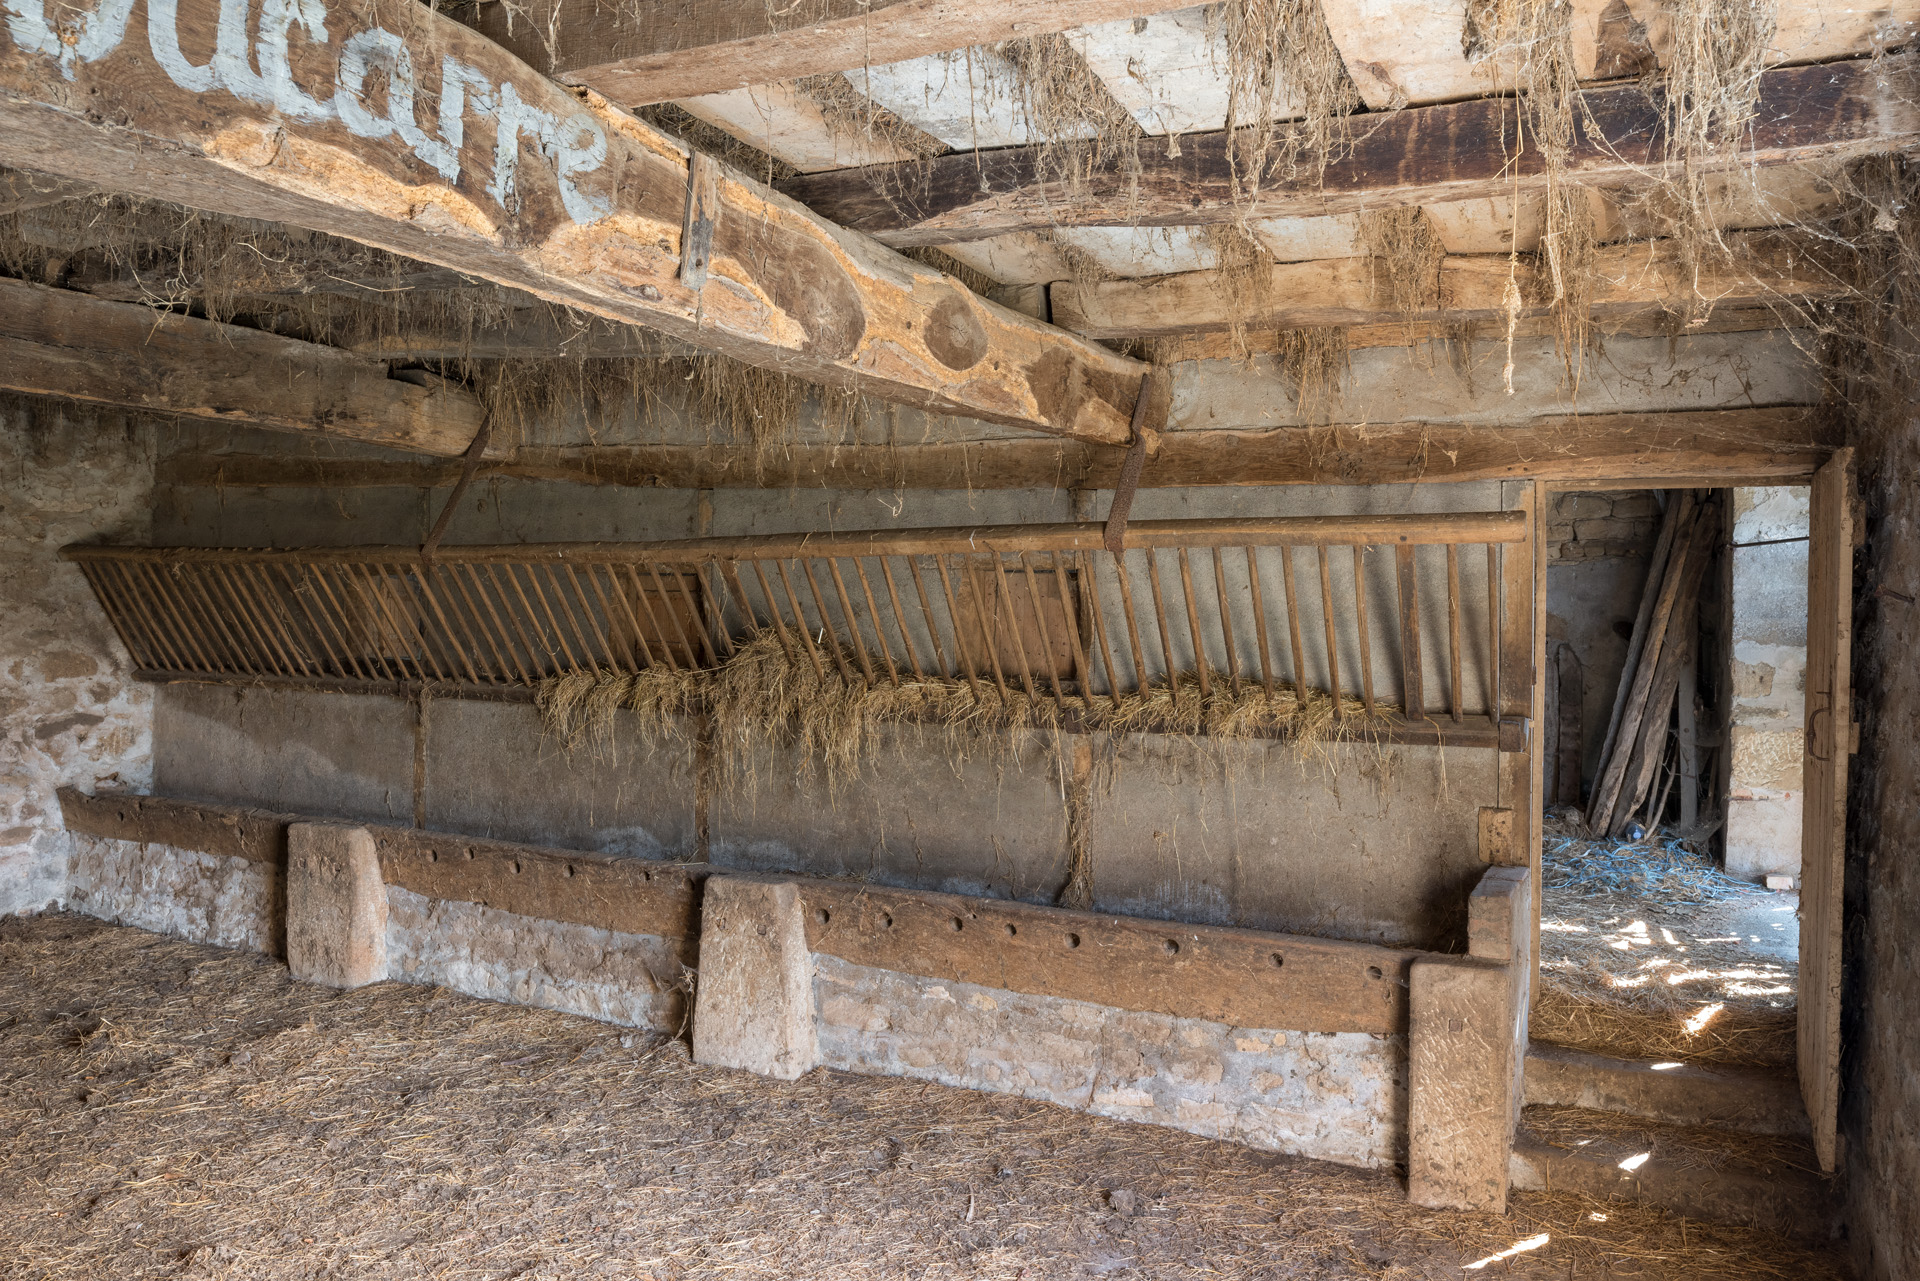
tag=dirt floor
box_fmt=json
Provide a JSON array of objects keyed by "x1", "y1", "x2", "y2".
[
  {"x1": 1533, "y1": 816, "x2": 1798, "y2": 1067},
  {"x1": 0, "y1": 914, "x2": 1848, "y2": 1280}
]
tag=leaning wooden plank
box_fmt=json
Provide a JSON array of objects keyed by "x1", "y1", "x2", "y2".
[
  {"x1": 1611, "y1": 564, "x2": 1707, "y2": 837},
  {"x1": 0, "y1": 0, "x2": 1146, "y2": 445},
  {"x1": 1587, "y1": 502, "x2": 1703, "y2": 834},
  {"x1": 1585, "y1": 491, "x2": 1687, "y2": 820},
  {"x1": 156, "y1": 407, "x2": 1838, "y2": 492},
  {"x1": 467, "y1": 0, "x2": 1195, "y2": 106},
  {"x1": 1051, "y1": 234, "x2": 1838, "y2": 339},
  {"x1": 779, "y1": 56, "x2": 1920, "y2": 243},
  {"x1": 0, "y1": 278, "x2": 486, "y2": 456}
]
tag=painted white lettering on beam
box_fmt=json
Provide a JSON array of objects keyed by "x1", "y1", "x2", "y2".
[{"x1": 2, "y1": 0, "x2": 611, "y2": 224}]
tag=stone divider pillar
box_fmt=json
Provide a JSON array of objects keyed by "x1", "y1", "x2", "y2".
[
  {"x1": 286, "y1": 823, "x2": 388, "y2": 988},
  {"x1": 1408, "y1": 865, "x2": 1532, "y2": 1212},
  {"x1": 691, "y1": 876, "x2": 818, "y2": 1081}
]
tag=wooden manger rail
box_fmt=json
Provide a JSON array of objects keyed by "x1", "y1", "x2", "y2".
[{"x1": 63, "y1": 513, "x2": 1532, "y2": 750}]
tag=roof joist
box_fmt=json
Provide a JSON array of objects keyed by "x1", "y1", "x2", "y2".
[
  {"x1": 466, "y1": 0, "x2": 1196, "y2": 108},
  {"x1": 0, "y1": 0, "x2": 1151, "y2": 446},
  {"x1": 1052, "y1": 233, "x2": 1840, "y2": 338},
  {"x1": 778, "y1": 56, "x2": 1920, "y2": 245}
]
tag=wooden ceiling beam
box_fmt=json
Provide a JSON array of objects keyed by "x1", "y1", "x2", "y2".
[
  {"x1": 0, "y1": 278, "x2": 486, "y2": 455},
  {"x1": 778, "y1": 56, "x2": 1917, "y2": 245},
  {"x1": 0, "y1": 0, "x2": 1149, "y2": 446},
  {"x1": 159, "y1": 406, "x2": 1833, "y2": 491},
  {"x1": 463, "y1": 0, "x2": 1195, "y2": 108},
  {"x1": 1052, "y1": 234, "x2": 1839, "y2": 339}
]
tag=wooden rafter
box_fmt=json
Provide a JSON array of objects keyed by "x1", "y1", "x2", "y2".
[
  {"x1": 157, "y1": 407, "x2": 1836, "y2": 490},
  {"x1": 1051, "y1": 233, "x2": 1841, "y2": 338},
  {"x1": 0, "y1": 277, "x2": 486, "y2": 455},
  {"x1": 778, "y1": 56, "x2": 1919, "y2": 244},
  {"x1": 0, "y1": 0, "x2": 1149, "y2": 445},
  {"x1": 464, "y1": 0, "x2": 1195, "y2": 107}
]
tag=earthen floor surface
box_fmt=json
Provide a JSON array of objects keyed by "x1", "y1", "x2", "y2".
[{"x1": 0, "y1": 913, "x2": 1846, "y2": 1280}]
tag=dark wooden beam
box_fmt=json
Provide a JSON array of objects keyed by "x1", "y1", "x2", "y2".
[
  {"x1": 0, "y1": 278, "x2": 487, "y2": 455},
  {"x1": 464, "y1": 0, "x2": 1193, "y2": 107},
  {"x1": 1052, "y1": 234, "x2": 1839, "y2": 339},
  {"x1": 777, "y1": 56, "x2": 1917, "y2": 245},
  {"x1": 157, "y1": 406, "x2": 1834, "y2": 491},
  {"x1": 0, "y1": 0, "x2": 1149, "y2": 445}
]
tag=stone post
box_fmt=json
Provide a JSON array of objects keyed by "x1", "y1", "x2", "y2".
[
  {"x1": 286, "y1": 823, "x2": 388, "y2": 988},
  {"x1": 691, "y1": 876, "x2": 818, "y2": 1081}
]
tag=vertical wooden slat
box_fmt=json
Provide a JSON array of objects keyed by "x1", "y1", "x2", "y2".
[
  {"x1": 1211, "y1": 547, "x2": 1241, "y2": 699},
  {"x1": 963, "y1": 558, "x2": 1013, "y2": 703},
  {"x1": 763, "y1": 560, "x2": 823, "y2": 680},
  {"x1": 667, "y1": 563, "x2": 723, "y2": 667},
  {"x1": 142, "y1": 563, "x2": 218, "y2": 673},
  {"x1": 545, "y1": 563, "x2": 606, "y2": 673},
  {"x1": 1279, "y1": 545, "x2": 1308, "y2": 697},
  {"x1": 1244, "y1": 547, "x2": 1275, "y2": 703},
  {"x1": 89, "y1": 563, "x2": 161, "y2": 670},
  {"x1": 307, "y1": 564, "x2": 376, "y2": 681},
  {"x1": 719, "y1": 562, "x2": 767, "y2": 652},
  {"x1": 561, "y1": 563, "x2": 620, "y2": 671},
  {"x1": 381, "y1": 562, "x2": 451, "y2": 683},
  {"x1": 1174, "y1": 548, "x2": 1211, "y2": 699},
  {"x1": 1317, "y1": 546, "x2": 1342, "y2": 719},
  {"x1": 414, "y1": 566, "x2": 481, "y2": 683},
  {"x1": 748, "y1": 564, "x2": 810, "y2": 679},
  {"x1": 1351, "y1": 547, "x2": 1376, "y2": 717},
  {"x1": 928, "y1": 556, "x2": 981, "y2": 697},
  {"x1": 469, "y1": 564, "x2": 537, "y2": 684},
  {"x1": 1499, "y1": 535, "x2": 1533, "y2": 724},
  {"x1": 444, "y1": 562, "x2": 517, "y2": 682},
  {"x1": 107, "y1": 562, "x2": 185, "y2": 671},
  {"x1": 179, "y1": 565, "x2": 259, "y2": 677},
  {"x1": 487, "y1": 564, "x2": 549, "y2": 679},
  {"x1": 849, "y1": 558, "x2": 901, "y2": 686},
  {"x1": 1050, "y1": 550, "x2": 1095, "y2": 710},
  {"x1": 1144, "y1": 549, "x2": 1182, "y2": 705},
  {"x1": 823, "y1": 558, "x2": 877, "y2": 683},
  {"x1": 579, "y1": 564, "x2": 638, "y2": 674},
  {"x1": 216, "y1": 564, "x2": 296, "y2": 676},
  {"x1": 1110, "y1": 549, "x2": 1151, "y2": 698},
  {"x1": 1395, "y1": 544, "x2": 1424, "y2": 718},
  {"x1": 245, "y1": 564, "x2": 320, "y2": 676},
  {"x1": 876, "y1": 558, "x2": 926, "y2": 682},
  {"x1": 904, "y1": 557, "x2": 956, "y2": 684},
  {"x1": 990, "y1": 557, "x2": 1041, "y2": 705},
  {"x1": 513, "y1": 563, "x2": 581, "y2": 675},
  {"x1": 648, "y1": 563, "x2": 706, "y2": 672},
  {"x1": 798, "y1": 559, "x2": 858, "y2": 682},
  {"x1": 1076, "y1": 550, "x2": 1124, "y2": 708},
  {"x1": 1018, "y1": 552, "x2": 1067, "y2": 710},
  {"x1": 1446, "y1": 544, "x2": 1464, "y2": 722},
  {"x1": 1486, "y1": 544, "x2": 1501, "y2": 722}
]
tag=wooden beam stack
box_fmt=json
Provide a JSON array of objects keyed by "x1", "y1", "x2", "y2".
[{"x1": 1585, "y1": 492, "x2": 1721, "y2": 838}]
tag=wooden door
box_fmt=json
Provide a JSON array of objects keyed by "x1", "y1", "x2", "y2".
[{"x1": 1799, "y1": 448, "x2": 1855, "y2": 1172}]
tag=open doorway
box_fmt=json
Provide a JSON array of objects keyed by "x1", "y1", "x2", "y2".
[{"x1": 1532, "y1": 487, "x2": 1803, "y2": 1071}]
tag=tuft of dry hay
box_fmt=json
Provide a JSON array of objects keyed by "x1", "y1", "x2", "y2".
[
  {"x1": 1359, "y1": 208, "x2": 1446, "y2": 332},
  {"x1": 1217, "y1": 0, "x2": 1361, "y2": 197},
  {"x1": 1523, "y1": 1105, "x2": 1824, "y2": 1177},
  {"x1": 0, "y1": 912, "x2": 1851, "y2": 1281},
  {"x1": 1274, "y1": 326, "x2": 1352, "y2": 420},
  {"x1": 538, "y1": 630, "x2": 1398, "y2": 797},
  {"x1": 1200, "y1": 222, "x2": 1276, "y2": 361},
  {"x1": 1532, "y1": 977, "x2": 1796, "y2": 1068},
  {"x1": 995, "y1": 33, "x2": 1144, "y2": 204}
]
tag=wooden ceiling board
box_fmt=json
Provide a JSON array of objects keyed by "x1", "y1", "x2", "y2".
[
  {"x1": 1248, "y1": 213, "x2": 1366, "y2": 261},
  {"x1": 677, "y1": 82, "x2": 923, "y2": 173},
  {"x1": 1070, "y1": 5, "x2": 1307, "y2": 135},
  {"x1": 935, "y1": 233, "x2": 1075, "y2": 285},
  {"x1": 849, "y1": 51, "x2": 1081, "y2": 149},
  {"x1": 1054, "y1": 224, "x2": 1219, "y2": 275}
]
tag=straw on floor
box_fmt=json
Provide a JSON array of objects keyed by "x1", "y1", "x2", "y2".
[{"x1": 0, "y1": 912, "x2": 1847, "y2": 1280}]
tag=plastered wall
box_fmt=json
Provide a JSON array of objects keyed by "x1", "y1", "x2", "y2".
[
  {"x1": 1727, "y1": 487, "x2": 1810, "y2": 880},
  {"x1": 0, "y1": 398, "x2": 156, "y2": 916}
]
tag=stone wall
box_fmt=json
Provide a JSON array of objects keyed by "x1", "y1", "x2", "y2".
[
  {"x1": 1845, "y1": 406, "x2": 1920, "y2": 1281},
  {"x1": 1726, "y1": 487, "x2": 1810, "y2": 881},
  {"x1": 0, "y1": 398, "x2": 156, "y2": 916}
]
